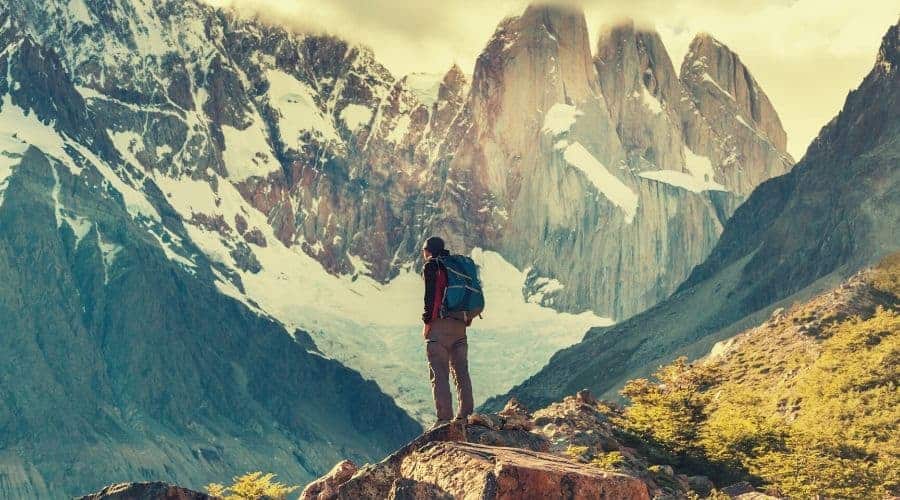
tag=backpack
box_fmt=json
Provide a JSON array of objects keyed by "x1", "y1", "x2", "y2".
[{"x1": 436, "y1": 254, "x2": 485, "y2": 325}]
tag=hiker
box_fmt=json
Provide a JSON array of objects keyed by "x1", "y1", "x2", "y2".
[{"x1": 421, "y1": 236, "x2": 475, "y2": 427}]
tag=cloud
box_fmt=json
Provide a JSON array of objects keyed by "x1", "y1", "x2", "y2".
[{"x1": 204, "y1": 0, "x2": 897, "y2": 159}]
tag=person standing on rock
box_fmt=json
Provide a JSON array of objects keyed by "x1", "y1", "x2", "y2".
[{"x1": 422, "y1": 236, "x2": 475, "y2": 428}]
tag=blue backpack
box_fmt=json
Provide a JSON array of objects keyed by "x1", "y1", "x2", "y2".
[{"x1": 436, "y1": 255, "x2": 485, "y2": 325}]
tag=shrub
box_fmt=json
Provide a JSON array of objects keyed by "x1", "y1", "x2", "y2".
[{"x1": 206, "y1": 472, "x2": 299, "y2": 500}]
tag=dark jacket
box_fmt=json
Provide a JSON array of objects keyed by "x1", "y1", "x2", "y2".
[{"x1": 422, "y1": 253, "x2": 449, "y2": 324}]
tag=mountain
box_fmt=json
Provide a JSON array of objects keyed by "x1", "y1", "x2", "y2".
[
  {"x1": 437, "y1": 10, "x2": 792, "y2": 320},
  {"x1": 0, "y1": 0, "x2": 793, "y2": 423},
  {"x1": 0, "y1": 10, "x2": 419, "y2": 499},
  {"x1": 487, "y1": 20, "x2": 900, "y2": 411}
]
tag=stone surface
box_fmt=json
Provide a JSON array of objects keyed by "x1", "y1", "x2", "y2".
[
  {"x1": 300, "y1": 460, "x2": 359, "y2": 500},
  {"x1": 77, "y1": 482, "x2": 213, "y2": 500},
  {"x1": 388, "y1": 478, "x2": 454, "y2": 500},
  {"x1": 301, "y1": 421, "x2": 467, "y2": 500},
  {"x1": 400, "y1": 441, "x2": 651, "y2": 499}
]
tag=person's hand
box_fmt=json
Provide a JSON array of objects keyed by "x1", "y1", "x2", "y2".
[{"x1": 422, "y1": 323, "x2": 432, "y2": 339}]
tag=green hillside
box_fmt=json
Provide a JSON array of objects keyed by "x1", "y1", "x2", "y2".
[{"x1": 619, "y1": 254, "x2": 899, "y2": 498}]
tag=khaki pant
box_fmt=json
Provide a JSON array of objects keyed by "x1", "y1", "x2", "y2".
[{"x1": 426, "y1": 318, "x2": 473, "y2": 421}]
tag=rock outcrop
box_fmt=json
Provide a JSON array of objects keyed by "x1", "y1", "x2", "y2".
[
  {"x1": 400, "y1": 442, "x2": 650, "y2": 500},
  {"x1": 78, "y1": 482, "x2": 213, "y2": 500},
  {"x1": 679, "y1": 34, "x2": 793, "y2": 195},
  {"x1": 301, "y1": 395, "x2": 719, "y2": 499}
]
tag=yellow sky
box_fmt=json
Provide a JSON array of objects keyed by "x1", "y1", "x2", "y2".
[{"x1": 206, "y1": 0, "x2": 898, "y2": 160}]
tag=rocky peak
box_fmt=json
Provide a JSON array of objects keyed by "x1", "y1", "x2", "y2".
[
  {"x1": 472, "y1": 3, "x2": 601, "y2": 119},
  {"x1": 438, "y1": 63, "x2": 467, "y2": 101},
  {"x1": 299, "y1": 393, "x2": 711, "y2": 499},
  {"x1": 876, "y1": 19, "x2": 899, "y2": 74},
  {"x1": 682, "y1": 33, "x2": 788, "y2": 151},
  {"x1": 802, "y1": 19, "x2": 899, "y2": 167},
  {"x1": 594, "y1": 19, "x2": 685, "y2": 171},
  {"x1": 595, "y1": 20, "x2": 682, "y2": 105}
]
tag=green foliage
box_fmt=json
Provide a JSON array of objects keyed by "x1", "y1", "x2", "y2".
[
  {"x1": 748, "y1": 307, "x2": 900, "y2": 498},
  {"x1": 564, "y1": 445, "x2": 590, "y2": 462},
  {"x1": 206, "y1": 472, "x2": 299, "y2": 500},
  {"x1": 590, "y1": 451, "x2": 627, "y2": 470},
  {"x1": 698, "y1": 389, "x2": 789, "y2": 469},
  {"x1": 620, "y1": 357, "x2": 719, "y2": 457},
  {"x1": 871, "y1": 252, "x2": 900, "y2": 296},
  {"x1": 618, "y1": 292, "x2": 899, "y2": 498}
]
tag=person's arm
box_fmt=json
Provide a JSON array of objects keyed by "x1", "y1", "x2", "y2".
[{"x1": 422, "y1": 260, "x2": 437, "y2": 324}]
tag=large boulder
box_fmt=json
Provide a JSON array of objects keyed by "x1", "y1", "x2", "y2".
[
  {"x1": 300, "y1": 421, "x2": 467, "y2": 500},
  {"x1": 77, "y1": 482, "x2": 213, "y2": 500},
  {"x1": 400, "y1": 441, "x2": 651, "y2": 499}
]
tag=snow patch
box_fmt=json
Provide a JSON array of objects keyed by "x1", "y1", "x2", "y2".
[
  {"x1": 220, "y1": 122, "x2": 281, "y2": 181},
  {"x1": 266, "y1": 69, "x2": 340, "y2": 146},
  {"x1": 701, "y1": 73, "x2": 734, "y2": 99},
  {"x1": 683, "y1": 145, "x2": 718, "y2": 182},
  {"x1": 67, "y1": 0, "x2": 94, "y2": 25},
  {"x1": 634, "y1": 87, "x2": 663, "y2": 114},
  {"x1": 542, "y1": 103, "x2": 582, "y2": 136},
  {"x1": 404, "y1": 72, "x2": 443, "y2": 107},
  {"x1": 347, "y1": 252, "x2": 372, "y2": 276},
  {"x1": 61, "y1": 212, "x2": 93, "y2": 246},
  {"x1": 386, "y1": 114, "x2": 410, "y2": 143},
  {"x1": 638, "y1": 170, "x2": 726, "y2": 193},
  {"x1": 97, "y1": 229, "x2": 123, "y2": 284},
  {"x1": 639, "y1": 146, "x2": 726, "y2": 193},
  {"x1": 563, "y1": 142, "x2": 638, "y2": 223},
  {"x1": 340, "y1": 104, "x2": 372, "y2": 132}
]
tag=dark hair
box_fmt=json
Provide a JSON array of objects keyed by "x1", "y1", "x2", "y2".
[{"x1": 424, "y1": 236, "x2": 448, "y2": 256}]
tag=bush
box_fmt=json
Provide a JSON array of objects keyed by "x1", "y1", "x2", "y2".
[
  {"x1": 206, "y1": 472, "x2": 299, "y2": 500},
  {"x1": 620, "y1": 357, "x2": 718, "y2": 457}
]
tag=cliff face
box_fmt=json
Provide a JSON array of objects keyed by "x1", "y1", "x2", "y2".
[
  {"x1": 489, "y1": 20, "x2": 899, "y2": 413},
  {"x1": 679, "y1": 34, "x2": 794, "y2": 195},
  {"x1": 435, "y1": 10, "x2": 793, "y2": 319}
]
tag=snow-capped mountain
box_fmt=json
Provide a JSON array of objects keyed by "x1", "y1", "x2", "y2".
[
  {"x1": 0, "y1": 9, "x2": 420, "y2": 498},
  {"x1": 0, "y1": 0, "x2": 797, "y2": 494}
]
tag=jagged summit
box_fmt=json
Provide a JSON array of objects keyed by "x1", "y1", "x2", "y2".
[
  {"x1": 875, "y1": 19, "x2": 899, "y2": 73},
  {"x1": 682, "y1": 32, "x2": 788, "y2": 151}
]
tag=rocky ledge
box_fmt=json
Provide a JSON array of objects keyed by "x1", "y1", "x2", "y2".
[
  {"x1": 78, "y1": 481, "x2": 214, "y2": 500},
  {"x1": 80, "y1": 392, "x2": 779, "y2": 499},
  {"x1": 300, "y1": 392, "x2": 763, "y2": 500}
]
